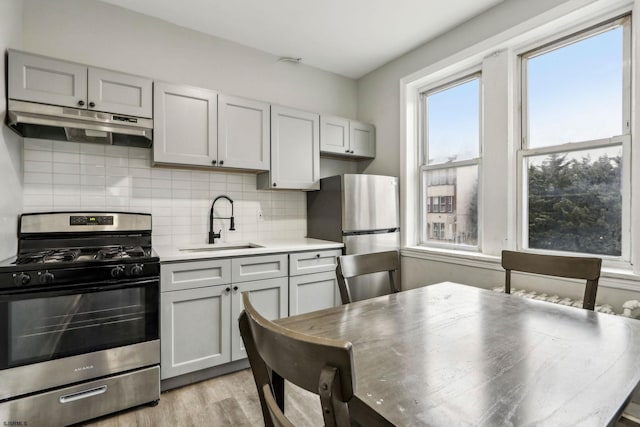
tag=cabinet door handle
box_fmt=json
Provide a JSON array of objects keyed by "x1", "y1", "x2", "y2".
[
  {"x1": 219, "y1": 160, "x2": 224, "y2": 166},
  {"x1": 212, "y1": 160, "x2": 217, "y2": 165},
  {"x1": 89, "y1": 102, "x2": 95, "y2": 108},
  {"x1": 225, "y1": 287, "x2": 231, "y2": 293},
  {"x1": 345, "y1": 149, "x2": 350, "y2": 153},
  {"x1": 233, "y1": 286, "x2": 238, "y2": 291},
  {"x1": 78, "y1": 100, "x2": 85, "y2": 106},
  {"x1": 273, "y1": 182, "x2": 277, "y2": 187}
]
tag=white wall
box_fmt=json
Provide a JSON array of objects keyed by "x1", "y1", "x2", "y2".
[
  {"x1": 21, "y1": 0, "x2": 357, "y2": 118},
  {"x1": 0, "y1": 0, "x2": 23, "y2": 260}
]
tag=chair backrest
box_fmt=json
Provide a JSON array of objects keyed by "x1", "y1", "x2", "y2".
[
  {"x1": 239, "y1": 292, "x2": 355, "y2": 427},
  {"x1": 336, "y1": 250, "x2": 399, "y2": 304},
  {"x1": 501, "y1": 250, "x2": 602, "y2": 310}
]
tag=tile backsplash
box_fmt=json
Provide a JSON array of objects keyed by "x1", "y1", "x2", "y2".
[{"x1": 22, "y1": 139, "x2": 307, "y2": 246}]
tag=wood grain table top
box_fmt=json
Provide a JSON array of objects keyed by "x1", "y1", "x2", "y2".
[{"x1": 277, "y1": 282, "x2": 640, "y2": 426}]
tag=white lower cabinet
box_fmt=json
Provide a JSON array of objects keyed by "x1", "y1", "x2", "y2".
[
  {"x1": 160, "y1": 250, "x2": 341, "y2": 379},
  {"x1": 160, "y1": 254, "x2": 288, "y2": 380},
  {"x1": 230, "y1": 277, "x2": 288, "y2": 360},
  {"x1": 289, "y1": 271, "x2": 340, "y2": 316},
  {"x1": 161, "y1": 285, "x2": 231, "y2": 379},
  {"x1": 289, "y1": 249, "x2": 342, "y2": 316}
]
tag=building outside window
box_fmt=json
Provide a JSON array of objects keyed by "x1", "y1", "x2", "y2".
[
  {"x1": 420, "y1": 74, "x2": 481, "y2": 247},
  {"x1": 520, "y1": 16, "x2": 630, "y2": 258}
]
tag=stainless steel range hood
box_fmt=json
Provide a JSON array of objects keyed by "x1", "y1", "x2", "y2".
[{"x1": 7, "y1": 100, "x2": 153, "y2": 147}]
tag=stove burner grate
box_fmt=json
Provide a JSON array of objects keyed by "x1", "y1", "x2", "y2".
[
  {"x1": 16, "y1": 249, "x2": 81, "y2": 265},
  {"x1": 95, "y1": 246, "x2": 147, "y2": 261}
]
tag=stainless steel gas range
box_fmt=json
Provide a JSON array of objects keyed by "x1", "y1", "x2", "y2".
[{"x1": 0, "y1": 212, "x2": 160, "y2": 426}]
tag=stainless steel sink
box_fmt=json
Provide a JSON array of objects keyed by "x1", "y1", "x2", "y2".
[{"x1": 178, "y1": 243, "x2": 263, "y2": 252}]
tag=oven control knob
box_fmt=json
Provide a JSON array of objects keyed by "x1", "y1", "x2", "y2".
[
  {"x1": 130, "y1": 264, "x2": 144, "y2": 277},
  {"x1": 14, "y1": 272, "x2": 31, "y2": 286},
  {"x1": 110, "y1": 265, "x2": 125, "y2": 278},
  {"x1": 39, "y1": 271, "x2": 55, "y2": 284}
]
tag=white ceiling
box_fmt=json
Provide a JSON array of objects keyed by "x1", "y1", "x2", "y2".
[{"x1": 99, "y1": 0, "x2": 504, "y2": 79}]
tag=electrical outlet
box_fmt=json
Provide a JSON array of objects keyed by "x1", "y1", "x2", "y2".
[{"x1": 257, "y1": 209, "x2": 264, "y2": 222}]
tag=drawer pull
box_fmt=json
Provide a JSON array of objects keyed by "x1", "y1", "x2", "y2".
[
  {"x1": 316, "y1": 253, "x2": 320, "y2": 258},
  {"x1": 59, "y1": 385, "x2": 107, "y2": 403}
]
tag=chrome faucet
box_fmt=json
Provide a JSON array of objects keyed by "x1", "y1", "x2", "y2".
[{"x1": 209, "y1": 195, "x2": 235, "y2": 244}]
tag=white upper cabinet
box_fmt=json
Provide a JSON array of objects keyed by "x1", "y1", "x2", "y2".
[
  {"x1": 153, "y1": 82, "x2": 218, "y2": 167},
  {"x1": 320, "y1": 114, "x2": 375, "y2": 159},
  {"x1": 9, "y1": 50, "x2": 88, "y2": 109},
  {"x1": 153, "y1": 86, "x2": 271, "y2": 171},
  {"x1": 218, "y1": 95, "x2": 270, "y2": 170},
  {"x1": 350, "y1": 120, "x2": 375, "y2": 158},
  {"x1": 320, "y1": 115, "x2": 350, "y2": 155},
  {"x1": 87, "y1": 67, "x2": 152, "y2": 118},
  {"x1": 258, "y1": 106, "x2": 320, "y2": 190},
  {"x1": 8, "y1": 50, "x2": 152, "y2": 118}
]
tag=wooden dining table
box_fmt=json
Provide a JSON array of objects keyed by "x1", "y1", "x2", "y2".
[{"x1": 276, "y1": 282, "x2": 640, "y2": 426}]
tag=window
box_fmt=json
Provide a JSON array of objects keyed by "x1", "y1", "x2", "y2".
[
  {"x1": 520, "y1": 16, "x2": 630, "y2": 258},
  {"x1": 433, "y1": 222, "x2": 446, "y2": 240},
  {"x1": 420, "y1": 74, "x2": 481, "y2": 248}
]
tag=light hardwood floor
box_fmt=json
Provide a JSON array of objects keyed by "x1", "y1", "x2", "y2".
[{"x1": 80, "y1": 369, "x2": 322, "y2": 427}]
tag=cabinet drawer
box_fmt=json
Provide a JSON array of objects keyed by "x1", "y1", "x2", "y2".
[
  {"x1": 231, "y1": 254, "x2": 288, "y2": 283},
  {"x1": 161, "y1": 259, "x2": 231, "y2": 292},
  {"x1": 289, "y1": 249, "x2": 342, "y2": 276}
]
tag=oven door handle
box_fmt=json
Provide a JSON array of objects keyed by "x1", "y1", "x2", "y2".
[{"x1": 58, "y1": 385, "x2": 108, "y2": 403}]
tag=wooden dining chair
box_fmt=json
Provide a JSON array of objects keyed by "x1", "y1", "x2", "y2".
[
  {"x1": 238, "y1": 292, "x2": 356, "y2": 427},
  {"x1": 336, "y1": 250, "x2": 399, "y2": 304},
  {"x1": 501, "y1": 250, "x2": 602, "y2": 310}
]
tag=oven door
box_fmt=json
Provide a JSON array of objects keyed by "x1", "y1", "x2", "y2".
[{"x1": 0, "y1": 278, "x2": 159, "y2": 371}]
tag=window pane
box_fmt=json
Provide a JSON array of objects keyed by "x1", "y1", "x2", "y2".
[
  {"x1": 526, "y1": 27, "x2": 623, "y2": 148},
  {"x1": 423, "y1": 165, "x2": 478, "y2": 245},
  {"x1": 526, "y1": 145, "x2": 622, "y2": 255},
  {"x1": 427, "y1": 78, "x2": 480, "y2": 164}
]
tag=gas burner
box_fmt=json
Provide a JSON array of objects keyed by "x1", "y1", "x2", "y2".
[
  {"x1": 16, "y1": 249, "x2": 80, "y2": 265},
  {"x1": 95, "y1": 246, "x2": 147, "y2": 261}
]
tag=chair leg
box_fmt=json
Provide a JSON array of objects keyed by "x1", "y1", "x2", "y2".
[{"x1": 239, "y1": 311, "x2": 275, "y2": 427}]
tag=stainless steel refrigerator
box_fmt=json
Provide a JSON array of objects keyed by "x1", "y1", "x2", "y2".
[{"x1": 307, "y1": 174, "x2": 399, "y2": 301}]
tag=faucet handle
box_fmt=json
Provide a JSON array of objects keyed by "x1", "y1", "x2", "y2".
[
  {"x1": 229, "y1": 216, "x2": 235, "y2": 231},
  {"x1": 208, "y1": 229, "x2": 222, "y2": 244}
]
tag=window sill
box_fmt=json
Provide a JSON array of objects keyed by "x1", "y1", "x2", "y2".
[{"x1": 401, "y1": 246, "x2": 640, "y2": 292}]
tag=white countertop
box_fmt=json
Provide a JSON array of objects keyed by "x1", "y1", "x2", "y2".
[{"x1": 154, "y1": 238, "x2": 343, "y2": 262}]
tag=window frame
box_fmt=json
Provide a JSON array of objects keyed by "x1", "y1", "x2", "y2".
[
  {"x1": 517, "y1": 15, "x2": 632, "y2": 264},
  {"x1": 418, "y1": 69, "x2": 483, "y2": 250}
]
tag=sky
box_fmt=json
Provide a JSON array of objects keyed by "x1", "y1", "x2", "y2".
[
  {"x1": 527, "y1": 26, "x2": 623, "y2": 148},
  {"x1": 426, "y1": 25, "x2": 623, "y2": 163}
]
